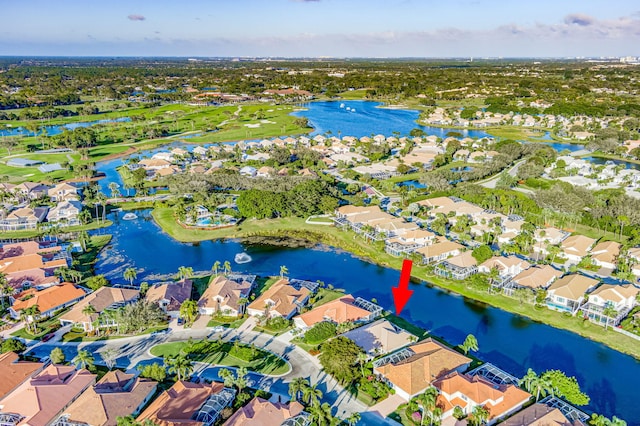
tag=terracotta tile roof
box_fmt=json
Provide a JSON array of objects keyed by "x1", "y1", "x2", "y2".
[
  {"x1": 590, "y1": 241, "x2": 621, "y2": 265},
  {"x1": 60, "y1": 286, "x2": 139, "y2": 325},
  {"x1": 590, "y1": 283, "x2": 639, "y2": 304},
  {"x1": 0, "y1": 352, "x2": 44, "y2": 399},
  {"x1": 198, "y1": 275, "x2": 252, "y2": 313},
  {"x1": 512, "y1": 265, "x2": 563, "y2": 289},
  {"x1": 0, "y1": 253, "x2": 47, "y2": 274},
  {"x1": 501, "y1": 403, "x2": 572, "y2": 426},
  {"x1": 434, "y1": 372, "x2": 531, "y2": 421},
  {"x1": 147, "y1": 280, "x2": 193, "y2": 312},
  {"x1": 445, "y1": 252, "x2": 477, "y2": 268},
  {"x1": 296, "y1": 295, "x2": 372, "y2": 328},
  {"x1": 222, "y1": 397, "x2": 305, "y2": 426},
  {"x1": 415, "y1": 241, "x2": 464, "y2": 259},
  {"x1": 341, "y1": 319, "x2": 416, "y2": 356},
  {"x1": 374, "y1": 338, "x2": 471, "y2": 396},
  {"x1": 136, "y1": 381, "x2": 224, "y2": 426},
  {"x1": 248, "y1": 279, "x2": 310, "y2": 318},
  {"x1": 11, "y1": 283, "x2": 85, "y2": 314},
  {"x1": 417, "y1": 197, "x2": 456, "y2": 208},
  {"x1": 62, "y1": 371, "x2": 158, "y2": 426},
  {"x1": 548, "y1": 274, "x2": 599, "y2": 301},
  {"x1": 561, "y1": 235, "x2": 596, "y2": 257},
  {"x1": 0, "y1": 242, "x2": 61, "y2": 259},
  {"x1": 0, "y1": 364, "x2": 96, "y2": 426},
  {"x1": 480, "y1": 256, "x2": 530, "y2": 272}
]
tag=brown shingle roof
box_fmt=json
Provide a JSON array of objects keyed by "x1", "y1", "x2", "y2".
[
  {"x1": 0, "y1": 352, "x2": 44, "y2": 399},
  {"x1": 248, "y1": 279, "x2": 310, "y2": 318},
  {"x1": 512, "y1": 265, "x2": 562, "y2": 289},
  {"x1": 147, "y1": 280, "x2": 193, "y2": 312},
  {"x1": 374, "y1": 338, "x2": 471, "y2": 396},
  {"x1": 501, "y1": 403, "x2": 572, "y2": 426},
  {"x1": 222, "y1": 397, "x2": 305, "y2": 426},
  {"x1": 63, "y1": 371, "x2": 157, "y2": 426},
  {"x1": 198, "y1": 275, "x2": 252, "y2": 313},
  {"x1": 60, "y1": 286, "x2": 139, "y2": 325},
  {"x1": 136, "y1": 381, "x2": 224, "y2": 426},
  {"x1": 548, "y1": 274, "x2": 599, "y2": 300}
]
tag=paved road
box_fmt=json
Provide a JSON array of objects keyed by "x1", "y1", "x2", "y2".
[
  {"x1": 479, "y1": 159, "x2": 526, "y2": 189},
  {"x1": 26, "y1": 325, "x2": 367, "y2": 418}
]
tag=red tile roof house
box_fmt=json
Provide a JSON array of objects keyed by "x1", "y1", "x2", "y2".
[
  {"x1": 9, "y1": 283, "x2": 86, "y2": 321},
  {"x1": 222, "y1": 397, "x2": 309, "y2": 426},
  {"x1": 292, "y1": 294, "x2": 377, "y2": 330},
  {"x1": 0, "y1": 241, "x2": 69, "y2": 292},
  {"x1": 433, "y1": 371, "x2": 531, "y2": 425},
  {"x1": 0, "y1": 364, "x2": 96, "y2": 426},
  {"x1": 0, "y1": 352, "x2": 44, "y2": 400}
]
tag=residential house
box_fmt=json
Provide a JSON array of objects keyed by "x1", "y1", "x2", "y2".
[
  {"x1": 146, "y1": 280, "x2": 193, "y2": 318},
  {"x1": 590, "y1": 241, "x2": 621, "y2": 270},
  {"x1": 546, "y1": 274, "x2": 600, "y2": 314},
  {"x1": 0, "y1": 364, "x2": 96, "y2": 426},
  {"x1": 56, "y1": 371, "x2": 157, "y2": 426},
  {"x1": 256, "y1": 166, "x2": 275, "y2": 177},
  {"x1": 501, "y1": 403, "x2": 575, "y2": 426},
  {"x1": 385, "y1": 229, "x2": 437, "y2": 257},
  {"x1": 434, "y1": 251, "x2": 478, "y2": 280},
  {"x1": 510, "y1": 265, "x2": 562, "y2": 290},
  {"x1": 222, "y1": 397, "x2": 309, "y2": 426},
  {"x1": 415, "y1": 241, "x2": 464, "y2": 264},
  {"x1": 0, "y1": 352, "x2": 44, "y2": 400},
  {"x1": 46, "y1": 200, "x2": 83, "y2": 226},
  {"x1": 47, "y1": 183, "x2": 79, "y2": 202},
  {"x1": 137, "y1": 381, "x2": 235, "y2": 426},
  {"x1": 239, "y1": 166, "x2": 257, "y2": 177},
  {"x1": 59, "y1": 286, "x2": 140, "y2": 332},
  {"x1": 246, "y1": 279, "x2": 310, "y2": 320},
  {"x1": 341, "y1": 319, "x2": 416, "y2": 358},
  {"x1": 138, "y1": 158, "x2": 171, "y2": 171},
  {"x1": 533, "y1": 227, "x2": 570, "y2": 255},
  {"x1": 559, "y1": 235, "x2": 596, "y2": 264},
  {"x1": 10, "y1": 283, "x2": 86, "y2": 320},
  {"x1": 0, "y1": 207, "x2": 48, "y2": 231},
  {"x1": 0, "y1": 242, "x2": 68, "y2": 290},
  {"x1": 15, "y1": 182, "x2": 50, "y2": 200},
  {"x1": 373, "y1": 338, "x2": 472, "y2": 400},
  {"x1": 434, "y1": 371, "x2": 531, "y2": 425},
  {"x1": 478, "y1": 256, "x2": 531, "y2": 278},
  {"x1": 581, "y1": 284, "x2": 639, "y2": 326},
  {"x1": 293, "y1": 294, "x2": 379, "y2": 330},
  {"x1": 198, "y1": 275, "x2": 253, "y2": 317},
  {"x1": 629, "y1": 247, "x2": 640, "y2": 279}
]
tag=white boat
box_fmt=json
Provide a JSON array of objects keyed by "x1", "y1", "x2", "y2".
[
  {"x1": 346, "y1": 107, "x2": 351, "y2": 111},
  {"x1": 350, "y1": 108, "x2": 356, "y2": 113},
  {"x1": 339, "y1": 103, "x2": 345, "y2": 108},
  {"x1": 234, "y1": 252, "x2": 252, "y2": 264},
  {"x1": 122, "y1": 212, "x2": 138, "y2": 220}
]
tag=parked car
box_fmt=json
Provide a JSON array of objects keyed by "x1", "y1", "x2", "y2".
[
  {"x1": 177, "y1": 317, "x2": 184, "y2": 325},
  {"x1": 41, "y1": 333, "x2": 55, "y2": 342}
]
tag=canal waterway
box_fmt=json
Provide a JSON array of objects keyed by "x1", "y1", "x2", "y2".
[{"x1": 91, "y1": 210, "x2": 640, "y2": 423}]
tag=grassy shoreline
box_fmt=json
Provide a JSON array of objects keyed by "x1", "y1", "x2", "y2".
[{"x1": 151, "y1": 207, "x2": 640, "y2": 360}]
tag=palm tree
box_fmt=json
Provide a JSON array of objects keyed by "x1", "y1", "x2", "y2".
[
  {"x1": 308, "y1": 402, "x2": 333, "y2": 426},
  {"x1": 589, "y1": 414, "x2": 609, "y2": 426},
  {"x1": 96, "y1": 191, "x2": 108, "y2": 223},
  {"x1": 26, "y1": 305, "x2": 41, "y2": 334},
  {"x1": 223, "y1": 260, "x2": 231, "y2": 275},
  {"x1": 108, "y1": 182, "x2": 121, "y2": 199},
  {"x1": 73, "y1": 349, "x2": 95, "y2": 370},
  {"x1": 212, "y1": 260, "x2": 221, "y2": 275},
  {"x1": 280, "y1": 265, "x2": 289, "y2": 279},
  {"x1": 302, "y1": 383, "x2": 323, "y2": 407},
  {"x1": 177, "y1": 266, "x2": 194, "y2": 281},
  {"x1": 460, "y1": 334, "x2": 479, "y2": 355},
  {"x1": 234, "y1": 367, "x2": 251, "y2": 393},
  {"x1": 219, "y1": 368, "x2": 236, "y2": 388},
  {"x1": 123, "y1": 267, "x2": 137, "y2": 286},
  {"x1": 346, "y1": 412, "x2": 361, "y2": 426},
  {"x1": 357, "y1": 352, "x2": 368, "y2": 377},
  {"x1": 140, "y1": 282, "x2": 149, "y2": 296},
  {"x1": 0, "y1": 273, "x2": 12, "y2": 309},
  {"x1": 288, "y1": 377, "x2": 309, "y2": 402},
  {"x1": 165, "y1": 354, "x2": 193, "y2": 381},
  {"x1": 468, "y1": 405, "x2": 489, "y2": 426},
  {"x1": 602, "y1": 305, "x2": 618, "y2": 330},
  {"x1": 82, "y1": 304, "x2": 97, "y2": 331}
]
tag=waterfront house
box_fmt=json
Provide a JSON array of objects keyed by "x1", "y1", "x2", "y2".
[
  {"x1": 136, "y1": 381, "x2": 236, "y2": 426},
  {"x1": 0, "y1": 352, "x2": 44, "y2": 400},
  {"x1": 559, "y1": 235, "x2": 596, "y2": 264},
  {"x1": 373, "y1": 338, "x2": 471, "y2": 400},
  {"x1": 246, "y1": 279, "x2": 310, "y2": 320},
  {"x1": 384, "y1": 229, "x2": 437, "y2": 257},
  {"x1": 433, "y1": 371, "x2": 531, "y2": 425},
  {"x1": 59, "y1": 286, "x2": 139, "y2": 332},
  {"x1": 533, "y1": 227, "x2": 570, "y2": 255},
  {"x1": 146, "y1": 279, "x2": 193, "y2": 318},
  {"x1": 10, "y1": 283, "x2": 86, "y2": 320},
  {"x1": 0, "y1": 364, "x2": 96, "y2": 426},
  {"x1": 198, "y1": 275, "x2": 253, "y2": 317},
  {"x1": 580, "y1": 283, "x2": 639, "y2": 326},
  {"x1": 510, "y1": 265, "x2": 562, "y2": 290},
  {"x1": 501, "y1": 403, "x2": 575, "y2": 426},
  {"x1": 293, "y1": 294, "x2": 380, "y2": 330},
  {"x1": 56, "y1": 371, "x2": 157, "y2": 426},
  {"x1": 434, "y1": 251, "x2": 478, "y2": 280},
  {"x1": 15, "y1": 182, "x2": 50, "y2": 200},
  {"x1": 415, "y1": 241, "x2": 464, "y2": 264},
  {"x1": 478, "y1": 256, "x2": 531, "y2": 278},
  {"x1": 546, "y1": 274, "x2": 600, "y2": 314},
  {"x1": 138, "y1": 158, "x2": 171, "y2": 171},
  {"x1": 590, "y1": 241, "x2": 621, "y2": 270},
  {"x1": 46, "y1": 200, "x2": 82, "y2": 226},
  {"x1": 629, "y1": 247, "x2": 640, "y2": 279},
  {"x1": 222, "y1": 397, "x2": 309, "y2": 426},
  {"x1": 47, "y1": 183, "x2": 79, "y2": 202},
  {"x1": 341, "y1": 319, "x2": 416, "y2": 358},
  {"x1": 0, "y1": 206, "x2": 48, "y2": 231}
]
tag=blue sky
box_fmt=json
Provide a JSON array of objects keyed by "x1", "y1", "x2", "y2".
[{"x1": 2, "y1": 0, "x2": 639, "y2": 57}]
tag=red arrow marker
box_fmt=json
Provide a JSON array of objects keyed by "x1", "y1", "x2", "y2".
[{"x1": 392, "y1": 259, "x2": 414, "y2": 315}]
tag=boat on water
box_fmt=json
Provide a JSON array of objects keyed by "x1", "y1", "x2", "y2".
[
  {"x1": 345, "y1": 107, "x2": 351, "y2": 111},
  {"x1": 122, "y1": 212, "x2": 138, "y2": 220},
  {"x1": 339, "y1": 103, "x2": 345, "y2": 108},
  {"x1": 234, "y1": 252, "x2": 252, "y2": 264}
]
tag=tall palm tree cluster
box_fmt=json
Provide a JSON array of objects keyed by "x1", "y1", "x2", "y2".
[
  {"x1": 288, "y1": 377, "x2": 359, "y2": 426},
  {"x1": 211, "y1": 260, "x2": 232, "y2": 275}
]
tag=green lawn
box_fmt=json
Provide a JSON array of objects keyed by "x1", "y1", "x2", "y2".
[
  {"x1": 0, "y1": 220, "x2": 112, "y2": 240},
  {"x1": 382, "y1": 312, "x2": 429, "y2": 341},
  {"x1": 11, "y1": 309, "x2": 68, "y2": 340},
  {"x1": 310, "y1": 288, "x2": 346, "y2": 309},
  {"x1": 74, "y1": 235, "x2": 113, "y2": 281},
  {"x1": 61, "y1": 325, "x2": 168, "y2": 342},
  {"x1": 150, "y1": 341, "x2": 289, "y2": 375},
  {"x1": 206, "y1": 316, "x2": 247, "y2": 329}
]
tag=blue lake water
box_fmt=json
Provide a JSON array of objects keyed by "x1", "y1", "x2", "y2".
[
  {"x1": 291, "y1": 101, "x2": 492, "y2": 139},
  {"x1": 0, "y1": 117, "x2": 131, "y2": 137},
  {"x1": 396, "y1": 180, "x2": 427, "y2": 189},
  {"x1": 582, "y1": 156, "x2": 640, "y2": 171},
  {"x1": 91, "y1": 210, "x2": 640, "y2": 423}
]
